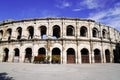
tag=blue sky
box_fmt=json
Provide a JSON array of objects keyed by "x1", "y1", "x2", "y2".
[{"x1": 0, "y1": 0, "x2": 120, "y2": 31}]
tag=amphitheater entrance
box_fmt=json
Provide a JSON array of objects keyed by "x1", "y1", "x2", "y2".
[
  {"x1": 81, "y1": 48, "x2": 89, "y2": 63},
  {"x1": 38, "y1": 48, "x2": 46, "y2": 57},
  {"x1": 27, "y1": 26, "x2": 34, "y2": 39},
  {"x1": 67, "y1": 25, "x2": 74, "y2": 36},
  {"x1": 67, "y1": 48, "x2": 75, "y2": 64},
  {"x1": 40, "y1": 26, "x2": 47, "y2": 39},
  {"x1": 53, "y1": 25, "x2": 60, "y2": 38},
  {"x1": 52, "y1": 48, "x2": 61, "y2": 64},
  {"x1": 13, "y1": 48, "x2": 20, "y2": 63},
  {"x1": 7, "y1": 28, "x2": 12, "y2": 40},
  {"x1": 25, "y1": 48, "x2": 32, "y2": 63},
  {"x1": 17, "y1": 27, "x2": 22, "y2": 40},
  {"x1": 105, "y1": 49, "x2": 110, "y2": 63},
  {"x1": 3, "y1": 48, "x2": 9, "y2": 62},
  {"x1": 94, "y1": 49, "x2": 101, "y2": 63},
  {"x1": 80, "y1": 26, "x2": 87, "y2": 37}
]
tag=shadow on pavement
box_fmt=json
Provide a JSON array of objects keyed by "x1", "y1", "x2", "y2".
[{"x1": 0, "y1": 72, "x2": 14, "y2": 80}]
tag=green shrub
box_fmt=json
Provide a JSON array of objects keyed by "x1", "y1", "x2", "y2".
[
  {"x1": 34, "y1": 55, "x2": 45, "y2": 64},
  {"x1": 52, "y1": 55, "x2": 60, "y2": 64}
]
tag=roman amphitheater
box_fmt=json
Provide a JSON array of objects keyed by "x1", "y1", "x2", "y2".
[{"x1": 0, "y1": 18, "x2": 120, "y2": 64}]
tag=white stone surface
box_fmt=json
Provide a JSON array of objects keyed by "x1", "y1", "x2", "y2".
[
  {"x1": 0, "y1": 63, "x2": 120, "y2": 80},
  {"x1": 0, "y1": 18, "x2": 120, "y2": 63}
]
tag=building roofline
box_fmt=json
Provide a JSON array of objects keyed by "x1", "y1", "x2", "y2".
[
  {"x1": 0, "y1": 17, "x2": 119, "y2": 33},
  {"x1": 0, "y1": 17, "x2": 95, "y2": 26}
]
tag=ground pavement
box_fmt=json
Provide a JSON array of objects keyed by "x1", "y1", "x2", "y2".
[{"x1": 0, "y1": 63, "x2": 120, "y2": 80}]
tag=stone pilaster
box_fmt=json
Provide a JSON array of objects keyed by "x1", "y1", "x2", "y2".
[
  {"x1": 11, "y1": 31, "x2": 17, "y2": 40},
  {"x1": 77, "y1": 48, "x2": 82, "y2": 64},
  {"x1": 91, "y1": 52, "x2": 95, "y2": 63},
  {"x1": 21, "y1": 30, "x2": 28, "y2": 40},
  {"x1": 8, "y1": 49, "x2": 14, "y2": 62},
  {"x1": 0, "y1": 51, "x2": 4, "y2": 62},
  {"x1": 102, "y1": 50, "x2": 106, "y2": 63},
  {"x1": 34, "y1": 24, "x2": 40, "y2": 39}
]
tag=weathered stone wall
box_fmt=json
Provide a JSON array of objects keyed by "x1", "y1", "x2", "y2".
[{"x1": 0, "y1": 18, "x2": 120, "y2": 64}]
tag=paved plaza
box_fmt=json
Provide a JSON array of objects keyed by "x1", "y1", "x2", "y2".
[{"x1": 0, "y1": 63, "x2": 120, "y2": 80}]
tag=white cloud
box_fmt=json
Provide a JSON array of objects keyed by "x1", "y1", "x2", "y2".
[
  {"x1": 73, "y1": 8, "x2": 82, "y2": 12},
  {"x1": 81, "y1": 0, "x2": 98, "y2": 9},
  {"x1": 109, "y1": 4, "x2": 120, "y2": 16},
  {"x1": 79, "y1": 0, "x2": 105, "y2": 9},
  {"x1": 88, "y1": 12, "x2": 107, "y2": 21},
  {"x1": 72, "y1": 0, "x2": 103, "y2": 12},
  {"x1": 88, "y1": 2, "x2": 120, "y2": 31},
  {"x1": 63, "y1": 2, "x2": 70, "y2": 7},
  {"x1": 55, "y1": 0, "x2": 71, "y2": 9}
]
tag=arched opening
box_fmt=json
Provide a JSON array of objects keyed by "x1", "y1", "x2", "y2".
[
  {"x1": 94, "y1": 49, "x2": 101, "y2": 63},
  {"x1": 17, "y1": 27, "x2": 22, "y2": 40},
  {"x1": 67, "y1": 48, "x2": 75, "y2": 64},
  {"x1": 27, "y1": 26, "x2": 34, "y2": 39},
  {"x1": 102, "y1": 29, "x2": 107, "y2": 38},
  {"x1": 3, "y1": 48, "x2": 9, "y2": 62},
  {"x1": 92, "y1": 28, "x2": 98, "y2": 37},
  {"x1": 7, "y1": 28, "x2": 12, "y2": 40},
  {"x1": 13, "y1": 48, "x2": 20, "y2": 62},
  {"x1": 40, "y1": 26, "x2": 47, "y2": 39},
  {"x1": 25, "y1": 48, "x2": 32, "y2": 63},
  {"x1": 80, "y1": 26, "x2": 87, "y2": 37},
  {"x1": 105, "y1": 49, "x2": 110, "y2": 63},
  {"x1": 81, "y1": 48, "x2": 89, "y2": 63},
  {"x1": 53, "y1": 25, "x2": 60, "y2": 39},
  {"x1": 0, "y1": 30, "x2": 3, "y2": 40},
  {"x1": 38, "y1": 48, "x2": 46, "y2": 57},
  {"x1": 66, "y1": 25, "x2": 74, "y2": 36},
  {"x1": 52, "y1": 48, "x2": 61, "y2": 64}
]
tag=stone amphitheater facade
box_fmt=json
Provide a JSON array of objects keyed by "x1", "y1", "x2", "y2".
[{"x1": 0, "y1": 18, "x2": 120, "y2": 64}]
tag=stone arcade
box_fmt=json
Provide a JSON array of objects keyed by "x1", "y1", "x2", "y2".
[{"x1": 0, "y1": 18, "x2": 120, "y2": 64}]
